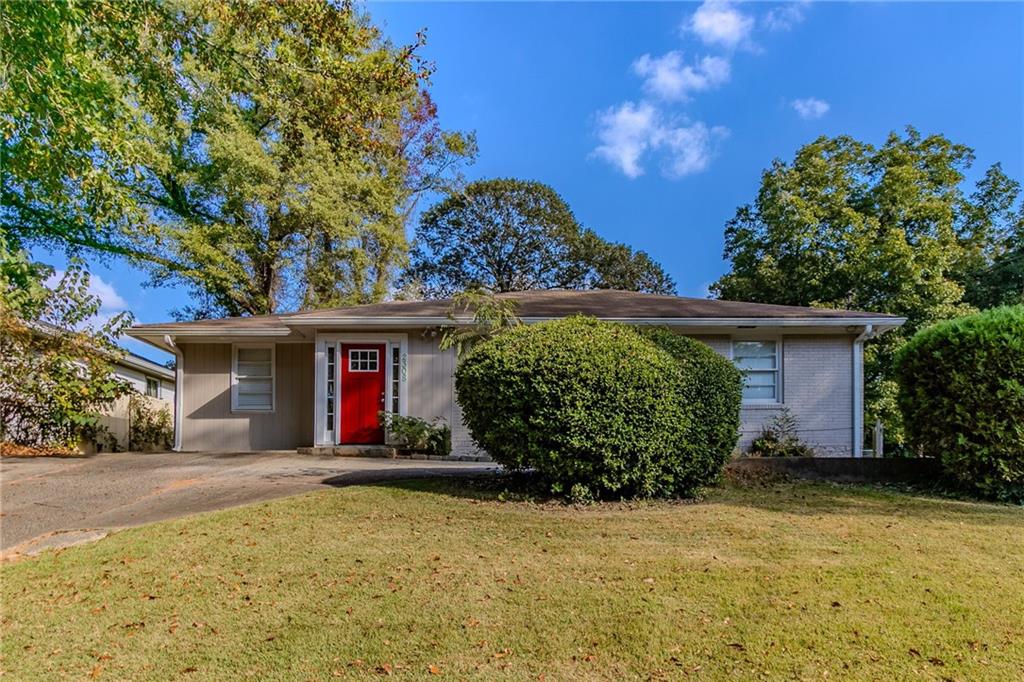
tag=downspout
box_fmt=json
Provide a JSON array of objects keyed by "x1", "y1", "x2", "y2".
[
  {"x1": 852, "y1": 324, "x2": 875, "y2": 458},
  {"x1": 164, "y1": 335, "x2": 184, "y2": 452}
]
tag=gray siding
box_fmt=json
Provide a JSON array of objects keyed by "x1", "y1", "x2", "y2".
[
  {"x1": 180, "y1": 343, "x2": 313, "y2": 451},
  {"x1": 406, "y1": 335, "x2": 478, "y2": 456},
  {"x1": 177, "y1": 332, "x2": 855, "y2": 457}
]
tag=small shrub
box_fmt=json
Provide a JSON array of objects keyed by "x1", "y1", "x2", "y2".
[
  {"x1": 747, "y1": 408, "x2": 815, "y2": 457},
  {"x1": 455, "y1": 317, "x2": 739, "y2": 500},
  {"x1": 894, "y1": 305, "x2": 1024, "y2": 502},
  {"x1": 129, "y1": 395, "x2": 173, "y2": 451},
  {"x1": 380, "y1": 413, "x2": 452, "y2": 458}
]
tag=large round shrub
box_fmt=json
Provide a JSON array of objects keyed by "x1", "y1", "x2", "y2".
[
  {"x1": 455, "y1": 317, "x2": 738, "y2": 500},
  {"x1": 641, "y1": 327, "x2": 743, "y2": 471},
  {"x1": 894, "y1": 305, "x2": 1024, "y2": 502}
]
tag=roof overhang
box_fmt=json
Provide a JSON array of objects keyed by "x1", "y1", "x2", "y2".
[{"x1": 128, "y1": 316, "x2": 905, "y2": 352}]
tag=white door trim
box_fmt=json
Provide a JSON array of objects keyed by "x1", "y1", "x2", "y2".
[{"x1": 313, "y1": 332, "x2": 409, "y2": 447}]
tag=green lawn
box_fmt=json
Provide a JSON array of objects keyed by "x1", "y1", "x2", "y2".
[{"x1": 2, "y1": 479, "x2": 1022, "y2": 680}]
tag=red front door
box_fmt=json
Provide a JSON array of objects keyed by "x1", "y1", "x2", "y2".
[{"x1": 339, "y1": 343, "x2": 386, "y2": 444}]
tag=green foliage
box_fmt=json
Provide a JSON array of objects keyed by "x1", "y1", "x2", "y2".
[
  {"x1": 894, "y1": 306, "x2": 1024, "y2": 502},
  {"x1": 0, "y1": 236, "x2": 51, "y2": 319},
  {"x1": 640, "y1": 328, "x2": 742, "y2": 468},
  {"x1": 747, "y1": 408, "x2": 816, "y2": 457},
  {"x1": 455, "y1": 317, "x2": 738, "y2": 500},
  {"x1": 405, "y1": 178, "x2": 676, "y2": 298},
  {"x1": 379, "y1": 412, "x2": 451, "y2": 458},
  {"x1": 1, "y1": 0, "x2": 164, "y2": 257},
  {"x1": 710, "y1": 127, "x2": 1022, "y2": 447},
  {"x1": 438, "y1": 289, "x2": 521, "y2": 358},
  {"x1": 0, "y1": 250, "x2": 133, "y2": 448},
  {"x1": 128, "y1": 395, "x2": 173, "y2": 452},
  {"x1": 2, "y1": 0, "x2": 474, "y2": 318}
]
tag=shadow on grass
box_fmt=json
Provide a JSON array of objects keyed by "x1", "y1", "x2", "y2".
[{"x1": 334, "y1": 470, "x2": 1024, "y2": 527}]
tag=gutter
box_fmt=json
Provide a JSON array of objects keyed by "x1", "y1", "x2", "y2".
[
  {"x1": 852, "y1": 324, "x2": 878, "y2": 458},
  {"x1": 164, "y1": 335, "x2": 184, "y2": 452},
  {"x1": 128, "y1": 316, "x2": 907, "y2": 334}
]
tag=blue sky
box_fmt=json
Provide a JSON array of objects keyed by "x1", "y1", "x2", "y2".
[{"x1": 34, "y1": 1, "x2": 1024, "y2": 362}]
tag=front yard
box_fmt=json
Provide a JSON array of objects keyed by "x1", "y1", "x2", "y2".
[{"x1": 1, "y1": 479, "x2": 1021, "y2": 680}]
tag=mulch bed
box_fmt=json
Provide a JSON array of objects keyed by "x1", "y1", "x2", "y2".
[{"x1": 0, "y1": 442, "x2": 83, "y2": 458}]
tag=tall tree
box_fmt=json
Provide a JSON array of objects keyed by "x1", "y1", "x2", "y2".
[
  {"x1": 711, "y1": 127, "x2": 1022, "y2": 447},
  {"x1": 2, "y1": 0, "x2": 474, "y2": 318},
  {"x1": 404, "y1": 178, "x2": 676, "y2": 298}
]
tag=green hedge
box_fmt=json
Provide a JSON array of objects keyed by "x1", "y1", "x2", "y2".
[
  {"x1": 640, "y1": 328, "x2": 742, "y2": 471},
  {"x1": 894, "y1": 306, "x2": 1024, "y2": 502},
  {"x1": 455, "y1": 317, "x2": 740, "y2": 500}
]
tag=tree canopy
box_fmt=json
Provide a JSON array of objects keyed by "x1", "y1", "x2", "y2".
[
  {"x1": 2, "y1": 0, "x2": 475, "y2": 318},
  {"x1": 711, "y1": 127, "x2": 1022, "y2": 445},
  {"x1": 404, "y1": 178, "x2": 676, "y2": 298}
]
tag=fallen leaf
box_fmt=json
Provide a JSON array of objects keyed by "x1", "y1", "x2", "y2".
[{"x1": 428, "y1": 664, "x2": 442, "y2": 675}]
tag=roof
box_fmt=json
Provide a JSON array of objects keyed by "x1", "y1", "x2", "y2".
[
  {"x1": 129, "y1": 290, "x2": 903, "y2": 341},
  {"x1": 32, "y1": 320, "x2": 175, "y2": 381},
  {"x1": 113, "y1": 350, "x2": 176, "y2": 381}
]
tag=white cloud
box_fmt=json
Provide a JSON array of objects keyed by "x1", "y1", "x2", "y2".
[
  {"x1": 46, "y1": 271, "x2": 128, "y2": 310},
  {"x1": 593, "y1": 101, "x2": 659, "y2": 178},
  {"x1": 632, "y1": 52, "x2": 731, "y2": 101},
  {"x1": 791, "y1": 97, "x2": 830, "y2": 119},
  {"x1": 764, "y1": 1, "x2": 809, "y2": 31},
  {"x1": 594, "y1": 103, "x2": 728, "y2": 179},
  {"x1": 654, "y1": 122, "x2": 730, "y2": 178},
  {"x1": 687, "y1": 1, "x2": 754, "y2": 49}
]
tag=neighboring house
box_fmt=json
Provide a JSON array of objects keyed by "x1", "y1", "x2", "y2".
[
  {"x1": 127, "y1": 290, "x2": 904, "y2": 457},
  {"x1": 110, "y1": 350, "x2": 176, "y2": 404},
  {"x1": 26, "y1": 322, "x2": 176, "y2": 451},
  {"x1": 88, "y1": 351, "x2": 176, "y2": 452}
]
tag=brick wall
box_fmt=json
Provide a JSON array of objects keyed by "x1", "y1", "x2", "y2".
[
  {"x1": 446, "y1": 332, "x2": 856, "y2": 459},
  {"x1": 693, "y1": 334, "x2": 854, "y2": 456}
]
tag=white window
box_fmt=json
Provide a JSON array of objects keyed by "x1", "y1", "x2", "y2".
[
  {"x1": 145, "y1": 377, "x2": 159, "y2": 398},
  {"x1": 348, "y1": 349, "x2": 379, "y2": 372},
  {"x1": 233, "y1": 345, "x2": 274, "y2": 411},
  {"x1": 733, "y1": 340, "x2": 780, "y2": 403}
]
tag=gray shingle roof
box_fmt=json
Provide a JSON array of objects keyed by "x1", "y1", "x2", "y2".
[{"x1": 129, "y1": 289, "x2": 899, "y2": 333}]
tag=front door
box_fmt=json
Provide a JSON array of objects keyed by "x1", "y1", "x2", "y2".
[{"x1": 339, "y1": 343, "x2": 386, "y2": 443}]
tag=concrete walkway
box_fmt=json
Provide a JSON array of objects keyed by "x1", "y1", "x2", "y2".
[{"x1": 0, "y1": 451, "x2": 497, "y2": 558}]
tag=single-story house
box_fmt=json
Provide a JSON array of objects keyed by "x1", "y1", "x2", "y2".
[
  {"x1": 111, "y1": 350, "x2": 176, "y2": 403},
  {"x1": 127, "y1": 290, "x2": 905, "y2": 458},
  {"x1": 87, "y1": 351, "x2": 176, "y2": 453}
]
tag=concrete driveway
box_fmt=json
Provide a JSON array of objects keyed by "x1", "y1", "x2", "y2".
[{"x1": 0, "y1": 451, "x2": 496, "y2": 558}]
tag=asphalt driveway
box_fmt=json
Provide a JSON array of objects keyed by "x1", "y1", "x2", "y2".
[{"x1": 0, "y1": 451, "x2": 496, "y2": 558}]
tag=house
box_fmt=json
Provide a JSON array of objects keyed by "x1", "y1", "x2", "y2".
[
  {"x1": 127, "y1": 290, "x2": 905, "y2": 457},
  {"x1": 111, "y1": 350, "x2": 176, "y2": 404},
  {"x1": 88, "y1": 350, "x2": 176, "y2": 452}
]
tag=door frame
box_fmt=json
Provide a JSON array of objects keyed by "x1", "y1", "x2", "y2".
[{"x1": 314, "y1": 332, "x2": 409, "y2": 447}]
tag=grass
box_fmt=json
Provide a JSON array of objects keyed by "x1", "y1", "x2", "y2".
[{"x1": 1, "y1": 478, "x2": 1022, "y2": 681}]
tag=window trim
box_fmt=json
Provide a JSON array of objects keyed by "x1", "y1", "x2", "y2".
[
  {"x1": 231, "y1": 343, "x2": 275, "y2": 413},
  {"x1": 145, "y1": 376, "x2": 160, "y2": 399},
  {"x1": 730, "y1": 336, "x2": 783, "y2": 406},
  {"x1": 347, "y1": 348, "x2": 380, "y2": 373}
]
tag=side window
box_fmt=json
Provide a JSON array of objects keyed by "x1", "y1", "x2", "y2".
[
  {"x1": 145, "y1": 377, "x2": 159, "y2": 398},
  {"x1": 233, "y1": 345, "x2": 275, "y2": 411},
  {"x1": 732, "y1": 340, "x2": 779, "y2": 403}
]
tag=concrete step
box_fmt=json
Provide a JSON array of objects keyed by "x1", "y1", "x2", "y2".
[{"x1": 296, "y1": 445, "x2": 491, "y2": 462}]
